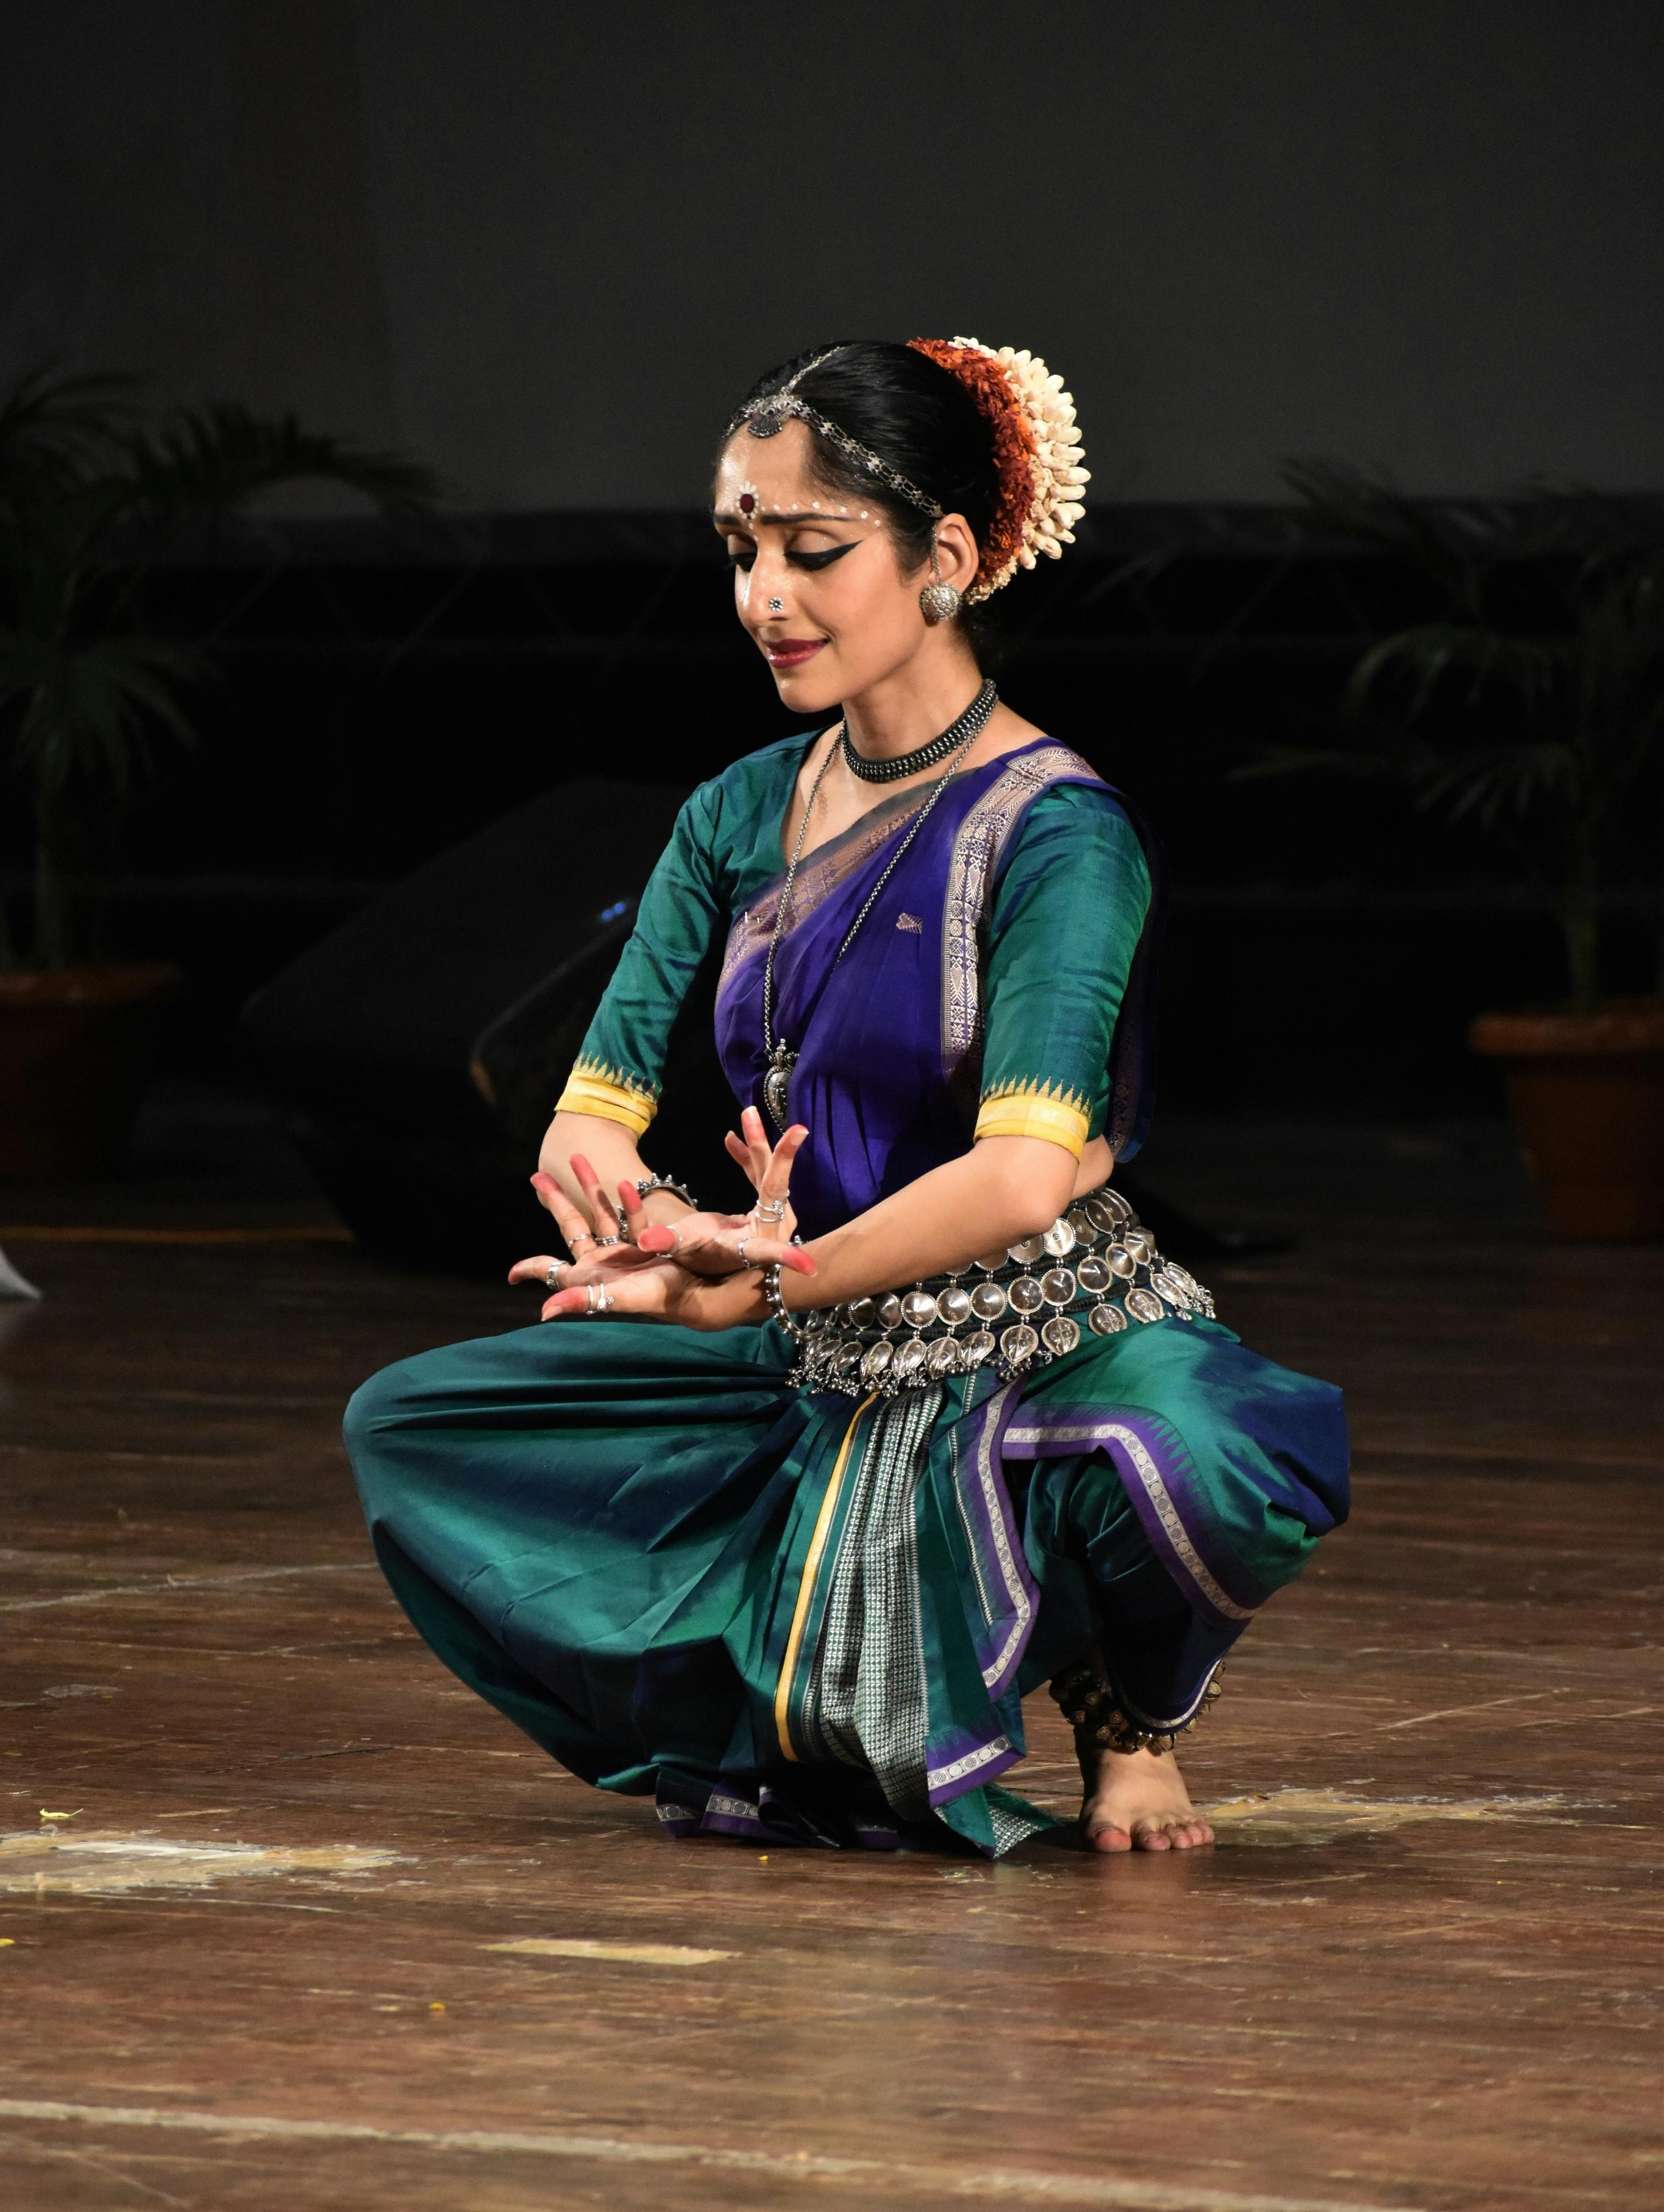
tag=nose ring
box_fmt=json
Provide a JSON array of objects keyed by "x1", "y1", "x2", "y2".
[{"x1": 768, "y1": 597, "x2": 783, "y2": 613}]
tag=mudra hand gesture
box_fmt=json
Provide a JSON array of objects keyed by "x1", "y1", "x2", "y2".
[{"x1": 508, "y1": 1105, "x2": 815, "y2": 1329}]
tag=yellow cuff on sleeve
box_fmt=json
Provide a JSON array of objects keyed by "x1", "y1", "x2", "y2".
[
  {"x1": 973, "y1": 1081, "x2": 1090, "y2": 1158},
  {"x1": 554, "y1": 1056, "x2": 658, "y2": 1138}
]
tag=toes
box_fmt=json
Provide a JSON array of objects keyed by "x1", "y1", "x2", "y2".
[
  {"x1": 1087, "y1": 1808, "x2": 1216, "y2": 1853},
  {"x1": 1167, "y1": 1819, "x2": 1215, "y2": 1849},
  {"x1": 1084, "y1": 1821, "x2": 1132, "y2": 1853},
  {"x1": 1129, "y1": 1815, "x2": 1217, "y2": 1851}
]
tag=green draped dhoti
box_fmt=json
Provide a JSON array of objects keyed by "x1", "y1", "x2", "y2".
[{"x1": 346, "y1": 1307, "x2": 1346, "y2": 1856}]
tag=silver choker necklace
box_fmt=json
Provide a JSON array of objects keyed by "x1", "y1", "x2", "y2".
[{"x1": 839, "y1": 680, "x2": 998, "y2": 783}]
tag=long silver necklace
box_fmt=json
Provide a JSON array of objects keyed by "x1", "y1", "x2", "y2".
[{"x1": 760, "y1": 685, "x2": 998, "y2": 1130}]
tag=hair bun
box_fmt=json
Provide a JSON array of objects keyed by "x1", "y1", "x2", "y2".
[{"x1": 908, "y1": 338, "x2": 1089, "y2": 600}]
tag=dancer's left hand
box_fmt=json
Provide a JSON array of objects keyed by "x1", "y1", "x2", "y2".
[{"x1": 720, "y1": 1103, "x2": 801, "y2": 1245}]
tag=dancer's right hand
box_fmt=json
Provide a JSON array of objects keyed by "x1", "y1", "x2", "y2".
[{"x1": 508, "y1": 1122, "x2": 814, "y2": 1328}]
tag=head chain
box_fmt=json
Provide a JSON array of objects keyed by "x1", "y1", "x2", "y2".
[{"x1": 728, "y1": 345, "x2": 945, "y2": 522}]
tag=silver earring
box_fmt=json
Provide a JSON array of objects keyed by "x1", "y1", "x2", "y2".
[{"x1": 919, "y1": 538, "x2": 962, "y2": 626}]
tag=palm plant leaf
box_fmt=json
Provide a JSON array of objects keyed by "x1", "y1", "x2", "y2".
[
  {"x1": 1278, "y1": 458, "x2": 1506, "y2": 617},
  {"x1": 123, "y1": 404, "x2": 441, "y2": 522},
  {"x1": 1348, "y1": 622, "x2": 1565, "y2": 723},
  {"x1": 0, "y1": 367, "x2": 138, "y2": 484},
  {"x1": 7, "y1": 633, "x2": 196, "y2": 802},
  {"x1": 1257, "y1": 460, "x2": 1664, "y2": 1005},
  {"x1": 0, "y1": 364, "x2": 438, "y2": 966},
  {"x1": 1404, "y1": 740, "x2": 1577, "y2": 831}
]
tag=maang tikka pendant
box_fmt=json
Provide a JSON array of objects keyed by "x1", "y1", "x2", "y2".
[{"x1": 763, "y1": 1041, "x2": 795, "y2": 1133}]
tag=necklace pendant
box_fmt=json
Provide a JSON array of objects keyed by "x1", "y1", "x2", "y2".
[{"x1": 763, "y1": 1043, "x2": 795, "y2": 1133}]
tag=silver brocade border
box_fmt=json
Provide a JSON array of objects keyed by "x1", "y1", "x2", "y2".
[{"x1": 940, "y1": 742, "x2": 1101, "y2": 1066}]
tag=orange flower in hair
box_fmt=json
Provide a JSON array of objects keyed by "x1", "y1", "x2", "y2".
[{"x1": 908, "y1": 337, "x2": 1089, "y2": 600}]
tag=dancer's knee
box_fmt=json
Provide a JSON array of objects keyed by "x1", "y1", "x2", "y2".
[{"x1": 343, "y1": 1353, "x2": 430, "y2": 1461}]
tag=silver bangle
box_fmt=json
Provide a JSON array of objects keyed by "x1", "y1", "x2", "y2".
[
  {"x1": 634, "y1": 1173, "x2": 698, "y2": 1211},
  {"x1": 763, "y1": 1257, "x2": 805, "y2": 1344}
]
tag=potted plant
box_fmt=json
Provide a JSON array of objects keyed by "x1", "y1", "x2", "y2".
[
  {"x1": 0, "y1": 368, "x2": 435, "y2": 1177},
  {"x1": 1247, "y1": 464, "x2": 1664, "y2": 1239}
]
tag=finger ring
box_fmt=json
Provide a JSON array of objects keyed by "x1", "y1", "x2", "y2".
[
  {"x1": 544, "y1": 1261, "x2": 566, "y2": 1289},
  {"x1": 591, "y1": 1234, "x2": 623, "y2": 1248},
  {"x1": 754, "y1": 1196, "x2": 788, "y2": 1223},
  {"x1": 735, "y1": 1232, "x2": 753, "y2": 1265},
  {"x1": 586, "y1": 1282, "x2": 614, "y2": 1315}
]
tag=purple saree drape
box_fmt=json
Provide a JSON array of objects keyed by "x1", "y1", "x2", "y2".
[{"x1": 713, "y1": 739, "x2": 1161, "y2": 1239}]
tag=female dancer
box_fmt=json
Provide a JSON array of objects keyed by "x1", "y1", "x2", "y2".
[{"x1": 346, "y1": 339, "x2": 1349, "y2": 1857}]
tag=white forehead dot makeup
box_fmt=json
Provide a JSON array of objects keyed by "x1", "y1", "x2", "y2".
[
  {"x1": 713, "y1": 474, "x2": 877, "y2": 526},
  {"x1": 715, "y1": 504, "x2": 865, "y2": 522}
]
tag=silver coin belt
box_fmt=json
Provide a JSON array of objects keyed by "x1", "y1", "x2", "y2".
[{"x1": 788, "y1": 1185, "x2": 1216, "y2": 1400}]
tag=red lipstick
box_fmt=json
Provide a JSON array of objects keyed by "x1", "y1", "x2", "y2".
[{"x1": 762, "y1": 637, "x2": 827, "y2": 671}]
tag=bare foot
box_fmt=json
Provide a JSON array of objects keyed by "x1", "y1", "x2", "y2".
[{"x1": 1080, "y1": 1743, "x2": 1215, "y2": 1853}]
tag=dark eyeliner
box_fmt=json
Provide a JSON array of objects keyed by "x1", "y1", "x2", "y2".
[{"x1": 790, "y1": 541, "x2": 858, "y2": 572}]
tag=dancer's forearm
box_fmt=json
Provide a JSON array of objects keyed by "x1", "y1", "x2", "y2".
[
  {"x1": 781, "y1": 1133, "x2": 1109, "y2": 1313},
  {"x1": 539, "y1": 1108, "x2": 1110, "y2": 1321},
  {"x1": 538, "y1": 1112, "x2": 694, "y2": 1229}
]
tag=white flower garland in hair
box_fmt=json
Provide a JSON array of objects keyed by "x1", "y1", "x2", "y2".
[{"x1": 945, "y1": 338, "x2": 1090, "y2": 601}]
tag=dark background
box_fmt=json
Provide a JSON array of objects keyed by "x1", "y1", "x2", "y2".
[{"x1": 4, "y1": 1, "x2": 1663, "y2": 1127}]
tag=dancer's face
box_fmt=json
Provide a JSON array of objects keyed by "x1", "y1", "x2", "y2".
[{"x1": 713, "y1": 424, "x2": 976, "y2": 712}]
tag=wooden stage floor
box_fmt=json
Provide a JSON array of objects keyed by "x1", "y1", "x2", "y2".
[{"x1": 1, "y1": 1112, "x2": 1660, "y2": 2211}]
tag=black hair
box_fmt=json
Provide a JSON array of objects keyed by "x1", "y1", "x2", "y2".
[{"x1": 720, "y1": 340, "x2": 1006, "y2": 663}]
